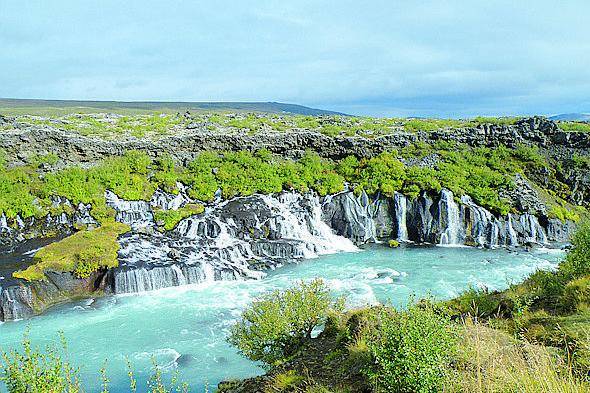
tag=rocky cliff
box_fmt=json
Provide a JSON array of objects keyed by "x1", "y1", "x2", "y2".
[
  {"x1": 0, "y1": 186, "x2": 574, "y2": 322},
  {"x1": 0, "y1": 116, "x2": 587, "y2": 321}
]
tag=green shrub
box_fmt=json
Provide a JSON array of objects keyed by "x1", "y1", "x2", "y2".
[
  {"x1": 448, "y1": 287, "x2": 502, "y2": 318},
  {"x1": 228, "y1": 279, "x2": 343, "y2": 368},
  {"x1": 560, "y1": 222, "x2": 590, "y2": 279},
  {"x1": 364, "y1": 302, "x2": 458, "y2": 393},
  {"x1": 0, "y1": 333, "x2": 82, "y2": 393},
  {"x1": 388, "y1": 239, "x2": 400, "y2": 248},
  {"x1": 558, "y1": 121, "x2": 590, "y2": 133}
]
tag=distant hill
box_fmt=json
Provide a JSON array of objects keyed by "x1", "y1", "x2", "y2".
[
  {"x1": 0, "y1": 98, "x2": 347, "y2": 116},
  {"x1": 549, "y1": 113, "x2": 590, "y2": 121}
]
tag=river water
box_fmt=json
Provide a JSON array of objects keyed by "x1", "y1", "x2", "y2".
[{"x1": 0, "y1": 244, "x2": 563, "y2": 392}]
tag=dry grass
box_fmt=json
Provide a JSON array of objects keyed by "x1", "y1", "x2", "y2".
[{"x1": 450, "y1": 320, "x2": 590, "y2": 393}]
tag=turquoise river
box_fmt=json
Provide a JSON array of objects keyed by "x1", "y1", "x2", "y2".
[{"x1": 0, "y1": 245, "x2": 563, "y2": 392}]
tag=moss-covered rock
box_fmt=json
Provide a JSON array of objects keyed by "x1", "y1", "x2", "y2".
[{"x1": 13, "y1": 222, "x2": 130, "y2": 281}]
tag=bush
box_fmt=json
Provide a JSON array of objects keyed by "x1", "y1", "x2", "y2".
[
  {"x1": 560, "y1": 221, "x2": 590, "y2": 279},
  {"x1": 153, "y1": 203, "x2": 204, "y2": 230},
  {"x1": 0, "y1": 333, "x2": 82, "y2": 393},
  {"x1": 364, "y1": 302, "x2": 458, "y2": 393},
  {"x1": 447, "y1": 287, "x2": 503, "y2": 318},
  {"x1": 228, "y1": 279, "x2": 342, "y2": 368}
]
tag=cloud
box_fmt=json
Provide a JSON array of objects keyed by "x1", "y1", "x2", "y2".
[{"x1": 0, "y1": 0, "x2": 589, "y2": 117}]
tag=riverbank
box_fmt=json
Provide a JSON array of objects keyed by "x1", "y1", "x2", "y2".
[{"x1": 218, "y1": 226, "x2": 590, "y2": 392}]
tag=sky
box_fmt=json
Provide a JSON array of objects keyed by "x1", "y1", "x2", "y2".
[{"x1": 1, "y1": 1, "x2": 589, "y2": 117}]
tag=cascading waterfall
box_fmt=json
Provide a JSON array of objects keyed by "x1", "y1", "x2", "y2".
[
  {"x1": 393, "y1": 192, "x2": 408, "y2": 241},
  {"x1": 520, "y1": 214, "x2": 548, "y2": 244},
  {"x1": 105, "y1": 190, "x2": 153, "y2": 228},
  {"x1": 111, "y1": 191, "x2": 357, "y2": 295},
  {"x1": 438, "y1": 189, "x2": 462, "y2": 245},
  {"x1": 506, "y1": 214, "x2": 519, "y2": 246},
  {"x1": 151, "y1": 183, "x2": 191, "y2": 210},
  {"x1": 261, "y1": 192, "x2": 358, "y2": 257}
]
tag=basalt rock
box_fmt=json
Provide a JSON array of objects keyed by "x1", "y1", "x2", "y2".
[{"x1": 0, "y1": 187, "x2": 576, "y2": 322}]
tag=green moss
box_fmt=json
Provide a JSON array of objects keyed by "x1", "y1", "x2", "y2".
[
  {"x1": 388, "y1": 240, "x2": 400, "y2": 248},
  {"x1": 13, "y1": 222, "x2": 130, "y2": 281},
  {"x1": 154, "y1": 203, "x2": 205, "y2": 230}
]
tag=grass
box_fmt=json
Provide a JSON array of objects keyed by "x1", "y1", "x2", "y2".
[
  {"x1": 453, "y1": 321, "x2": 589, "y2": 393},
  {"x1": 15, "y1": 113, "x2": 184, "y2": 138},
  {"x1": 557, "y1": 122, "x2": 590, "y2": 133},
  {"x1": 13, "y1": 222, "x2": 130, "y2": 281},
  {"x1": 5, "y1": 110, "x2": 579, "y2": 140}
]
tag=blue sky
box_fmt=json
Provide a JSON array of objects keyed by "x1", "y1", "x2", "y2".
[{"x1": 1, "y1": 1, "x2": 589, "y2": 117}]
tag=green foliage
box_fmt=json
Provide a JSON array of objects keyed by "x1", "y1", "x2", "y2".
[
  {"x1": 548, "y1": 204, "x2": 581, "y2": 223},
  {"x1": 0, "y1": 136, "x2": 580, "y2": 225},
  {"x1": 30, "y1": 153, "x2": 59, "y2": 168},
  {"x1": 13, "y1": 222, "x2": 130, "y2": 281},
  {"x1": 469, "y1": 116, "x2": 521, "y2": 126},
  {"x1": 364, "y1": 302, "x2": 458, "y2": 393},
  {"x1": 154, "y1": 203, "x2": 204, "y2": 230},
  {"x1": 19, "y1": 113, "x2": 184, "y2": 138},
  {"x1": 560, "y1": 276, "x2": 590, "y2": 312},
  {"x1": 561, "y1": 221, "x2": 590, "y2": 280},
  {"x1": 0, "y1": 166, "x2": 40, "y2": 219},
  {"x1": 558, "y1": 121, "x2": 590, "y2": 133},
  {"x1": 1, "y1": 334, "x2": 190, "y2": 393},
  {"x1": 0, "y1": 332, "x2": 82, "y2": 393},
  {"x1": 449, "y1": 287, "x2": 503, "y2": 318},
  {"x1": 269, "y1": 370, "x2": 305, "y2": 392},
  {"x1": 228, "y1": 279, "x2": 342, "y2": 368}
]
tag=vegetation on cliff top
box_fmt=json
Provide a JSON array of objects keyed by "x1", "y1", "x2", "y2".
[
  {"x1": 3, "y1": 110, "x2": 588, "y2": 139},
  {"x1": 0, "y1": 139, "x2": 584, "y2": 226}
]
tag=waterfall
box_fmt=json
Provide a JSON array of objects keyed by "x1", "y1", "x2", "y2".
[
  {"x1": 151, "y1": 184, "x2": 191, "y2": 211},
  {"x1": 113, "y1": 263, "x2": 208, "y2": 293},
  {"x1": 439, "y1": 189, "x2": 461, "y2": 245},
  {"x1": 506, "y1": 214, "x2": 519, "y2": 246},
  {"x1": 0, "y1": 214, "x2": 8, "y2": 231},
  {"x1": 105, "y1": 190, "x2": 154, "y2": 228},
  {"x1": 520, "y1": 214, "x2": 548, "y2": 244},
  {"x1": 113, "y1": 192, "x2": 357, "y2": 295},
  {"x1": 393, "y1": 192, "x2": 408, "y2": 241},
  {"x1": 322, "y1": 191, "x2": 378, "y2": 244},
  {"x1": 460, "y1": 195, "x2": 502, "y2": 248},
  {"x1": 261, "y1": 192, "x2": 358, "y2": 256}
]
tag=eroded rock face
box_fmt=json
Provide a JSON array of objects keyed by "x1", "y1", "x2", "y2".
[
  {"x1": 322, "y1": 189, "x2": 573, "y2": 247},
  {"x1": 0, "y1": 116, "x2": 586, "y2": 164}
]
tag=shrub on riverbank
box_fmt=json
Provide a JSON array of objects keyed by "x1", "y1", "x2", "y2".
[
  {"x1": 227, "y1": 279, "x2": 343, "y2": 368},
  {"x1": 220, "y1": 223, "x2": 590, "y2": 392},
  {"x1": 364, "y1": 302, "x2": 458, "y2": 392},
  {"x1": 0, "y1": 333, "x2": 189, "y2": 393},
  {"x1": 447, "y1": 222, "x2": 590, "y2": 379}
]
